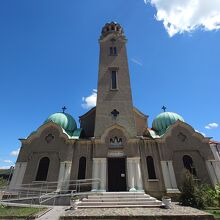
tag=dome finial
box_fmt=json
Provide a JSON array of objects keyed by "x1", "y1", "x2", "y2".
[
  {"x1": 161, "y1": 105, "x2": 167, "y2": 112},
  {"x1": 62, "y1": 106, "x2": 67, "y2": 113}
]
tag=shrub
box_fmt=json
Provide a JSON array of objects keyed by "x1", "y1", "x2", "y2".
[
  {"x1": 215, "y1": 185, "x2": 220, "y2": 207},
  {"x1": 199, "y1": 184, "x2": 216, "y2": 207},
  {"x1": 179, "y1": 170, "x2": 220, "y2": 209},
  {"x1": 179, "y1": 170, "x2": 206, "y2": 209}
]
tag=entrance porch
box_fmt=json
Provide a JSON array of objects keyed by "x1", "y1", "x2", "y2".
[{"x1": 91, "y1": 157, "x2": 143, "y2": 192}]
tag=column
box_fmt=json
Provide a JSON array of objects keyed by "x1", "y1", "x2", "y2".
[
  {"x1": 57, "y1": 161, "x2": 72, "y2": 191},
  {"x1": 127, "y1": 158, "x2": 143, "y2": 191},
  {"x1": 100, "y1": 158, "x2": 107, "y2": 191},
  {"x1": 206, "y1": 160, "x2": 220, "y2": 186},
  {"x1": 161, "y1": 161, "x2": 179, "y2": 193},
  {"x1": 9, "y1": 162, "x2": 27, "y2": 190},
  {"x1": 167, "y1": 161, "x2": 178, "y2": 189},
  {"x1": 127, "y1": 158, "x2": 135, "y2": 191},
  {"x1": 135, "y1": 158, "x2": 144, "y2": 191},
  {"x1": 92, "y1": 159, "x2": 99, "y2": 191}
]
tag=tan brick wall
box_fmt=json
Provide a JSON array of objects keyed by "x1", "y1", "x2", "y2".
[{"x1": 94, "y1": 32, "x2": 136, "y2": 137}]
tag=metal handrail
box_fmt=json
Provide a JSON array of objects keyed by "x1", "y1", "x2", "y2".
[{"x1": 1, "y1": 178, "x2": 101, "y2": 204}]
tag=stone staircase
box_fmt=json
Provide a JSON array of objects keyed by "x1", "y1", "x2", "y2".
[{"x1": 77, "y1": 192, "x2": 163, "y2": 208}]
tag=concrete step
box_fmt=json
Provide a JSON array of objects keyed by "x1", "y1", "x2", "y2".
[
  {"x1": 83, "y1": 197, "x2": 155, "y2": 202},
  {"x1": 78, "y1": 201, "x2": 161, "y2": 206},
  {"x1": 77, "y1": 204, "x2": 162, "y2": 208},
  {"x1": 88, "y1": 194, "x2": 149, "y2": 199},
  {"x1": 87, "y1": 195, "x2": 150, "y2": 200},
  {"x1": 98, "y1": 192, "x2": 145, "y2": 195},
  {"x1": 76, "y1": 192, "x2": 163, "y2": 209}
]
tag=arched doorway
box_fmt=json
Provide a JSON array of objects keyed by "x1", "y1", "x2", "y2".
[
  {"x1": 78, "y1": 157, "x2": 86, "y2": 179},
  {"x1": 146, "y1": 156, "x2": 157, "y2": 179},
  {"x1": 35, "y1": 157, "x2": 50, "y2": 181}
]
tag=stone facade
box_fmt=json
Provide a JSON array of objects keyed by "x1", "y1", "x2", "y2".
[{"x1": 9, "y1": 22, "x2": 220, "y2": 198}]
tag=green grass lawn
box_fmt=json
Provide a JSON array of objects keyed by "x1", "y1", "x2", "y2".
[
  {"x1": 205, "y1": 209, "x2": 220, "y2": 219},
  {"x1": 0, "y1": 205, "x2": 46, "y2": 217}
]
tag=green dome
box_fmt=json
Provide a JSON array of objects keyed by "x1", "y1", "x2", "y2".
[
  {"x1": 152, "y1": 112, "x2": 184, "y2": 135},
  {"x1": 44, "y1": 112, "x2": 77, "y2": 135}
]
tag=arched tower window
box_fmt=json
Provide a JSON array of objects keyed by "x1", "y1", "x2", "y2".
[
  {"x1": 183, "y1": 155, "x2": 197, "y2": 176},
  {"x1": 146, "y1": 156, "x2": 156, "y2": 179},
  {"x1": 78, "y1": 157, "x2": 86, "y2": 179},
  {"x1": 110, "y1": 47, "x2": 117, "y2": 56},
  {"x1": 35, "y1": 157, "x2": 50, "y2": 181},
  {"x1": 111, "y1": 70, "x2": 117, "y2": 89}
]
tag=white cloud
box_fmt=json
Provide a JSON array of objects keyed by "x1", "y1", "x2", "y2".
[
  {"x1": 0, "y1": 166, "x2": 12, "y2": 169},
  {"x1": 10, "y1": 148, "x2": 20, "y2": 157},
  {"x1": 205, "y1": 122, "x2": 219, "y2": 129},
  {"x1": 1, "y1": 160, "x2": 12, "y2": 163},
  {"x1": 81, "y1": 89, "x2": 97, "y2": 109},
  {"x1": 131, "y1": 58, "x2": 143, "y2": 66},
  {"x1": 145, "y1": 0, "x2": 220, "y2": 37}
]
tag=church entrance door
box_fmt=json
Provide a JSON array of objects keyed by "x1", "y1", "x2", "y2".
[{"x1": 108, "y1": 158, "x2": 126, "y2": 191}]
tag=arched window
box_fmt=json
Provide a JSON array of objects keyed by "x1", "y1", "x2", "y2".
[
  {"x1": 78, "y1": 157, "x2": 86, "y2": 179},
  {"x1": 111, "y1": 70, "x2": 117, "y2": 89},
  {"x1": 183, "y1": 155, "x2": 197, "y2": 176},
  {"x1": 35, "y1": 157, "x2": 50, "y2": 181},
  {"x1": 110, "y1": 47, "x2": 113, "y2": 55},
  {"x1": 146, "y1": 156, "x2": 156, "y2": 179},
  {"x1": 110, "y1": 47, "x2": 117, "y2": 56},
  {"x1": 113, "y1": 47, "x2": 117, "y2": 55}
]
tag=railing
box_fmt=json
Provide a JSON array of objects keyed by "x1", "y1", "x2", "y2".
[{"x1": 0, "y1": 178, "x2": 101, "y2": 205}]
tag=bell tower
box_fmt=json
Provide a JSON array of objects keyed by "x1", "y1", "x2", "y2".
[{"x1": 94, "y1": 22, "x2": 136, "y2": 137}]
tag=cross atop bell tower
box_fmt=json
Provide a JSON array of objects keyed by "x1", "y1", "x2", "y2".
[{"x1": 94, "y1": 22, "x2": 136, "y2": 138}]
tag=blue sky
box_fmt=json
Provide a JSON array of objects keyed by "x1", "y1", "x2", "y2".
[{"x1": 0, "y1": 0, "x2": 220, "y2": 168}]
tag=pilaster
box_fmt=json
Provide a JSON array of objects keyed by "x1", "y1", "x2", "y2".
[
  {"x1": 9, "y1": 162, "x2": 27, "y2": 190},
  {"x1": 127, "y1": 157, "x2": 143, "y2": 191},
  {"x1": 92, "y1": 158, "x2": 106, "y2": 191},
  {"x1": 206, "y1": 160, "x2": 220, "y2": 186},
  {"x1": 161, "y1": 161, "x2": 179, "y2": 193},
  {"x1": 57, "y1": 161, "x2": 72, "y2": 190}
]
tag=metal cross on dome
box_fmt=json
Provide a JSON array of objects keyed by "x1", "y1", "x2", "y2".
[
  {"x1": 62, "y1": 106, "x2": 67, "y2": 113},
  {"x1": 162, "y1": 106, "x2": 167, "y2": 112}
]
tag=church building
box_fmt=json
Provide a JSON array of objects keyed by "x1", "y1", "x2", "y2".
[{"x1": 9, "y1": 22, "x2": 220, "y2": 198}]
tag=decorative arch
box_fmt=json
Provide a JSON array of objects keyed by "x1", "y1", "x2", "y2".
[
  {"x1": 77, "y1": 157, "x2": 86, "y2": 180},
  {"x1": 35, "y1": 157, "x2": 50, "y2": 181},
  {"x1": 183, "y1": 155, "x2": 197, "y2": 176},
  {"x1": 160, "y1": 120, "x2": 208, "y2": 143},
  {"x1": 101, "y1": 124, "x2": 130, "y2": 143},
  {"x1": 146, "y1": 156, "x2": 157, "y2": 179},
  {"x1": 22, "y1": 121, "x2": 73, "y2": 145}
]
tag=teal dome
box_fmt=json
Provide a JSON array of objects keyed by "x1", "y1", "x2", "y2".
[
  {"x1": 44, "y1": 112, "x2": 77, "y2": 135},
  {"x1": 152, "y1": 112, "x2": 184, "y2": 135}
]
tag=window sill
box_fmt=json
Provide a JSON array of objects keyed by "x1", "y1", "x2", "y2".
[
  {"x1": 110, "y1": 89, "x2": 119, "y2": 91},
  {"x1": 147, "y1": 179, "x2": 159, "y2": 182}
]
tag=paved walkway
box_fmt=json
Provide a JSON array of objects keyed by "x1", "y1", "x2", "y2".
[
  {"x1": 61, "y1": 203, "x2": 214, "y2": 219},
  {"x1": 36, "y1": 206, "x2": 68, "y2": 220}
]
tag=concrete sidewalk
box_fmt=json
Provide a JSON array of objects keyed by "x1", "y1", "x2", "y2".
[{"x1": 36, "y1": 206, "x2": 68, "y2": 220}]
